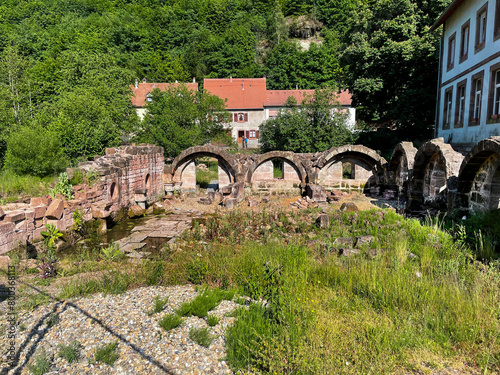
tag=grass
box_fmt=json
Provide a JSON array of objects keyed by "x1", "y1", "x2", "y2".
[
  {"x1": 27, "y1": 348, "x2": 51, "y2": 375},
  {"x1": 195, "y1": 158, "x2": 218, "y2": 189},
  {"x1": 207, "y1": 315, "x2": 219, "y2": 326},
  {"x1": 189, "y1": 327, "x2": 216, "y2": 348},
  {"x1": 0, "y1": 171, "x2": 55, "y2": 202},
  {"x1": 12, "y1": 207, "x2": 500, "y2": 374},
  {"x1": 158, "y1": 313, "x2": 183, "y2": 331},
  {"x1": 94, "y1": 341, "x2": 119, "y2": 366},
  {"x1": 147, "y1": 295, "x2": 169, "y2": 316},
  {"x1": 176, "y1": 288, "x2": 235, "y2": 318},
  {"x1": 58, "y1": 341, "x2": 81, "y2": 363},
  {"x1": 46, "y1": 313, "x2": 58, "y2": 328}
]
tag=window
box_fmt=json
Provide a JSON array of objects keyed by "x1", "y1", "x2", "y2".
[
  {"x1": 494, "y1": 70, "x2": 500, "y2": 117},
  {"x1": 249, "y1": 130, "x2": 256, "y2": 138},
  {"x1": 234, "y1": 113, "x2": 248, "y2": 122},
  {"x1": 455, "y1": 80, "x2": 467, "y2": 127},
  {"x1": 460, "y1": 20, "x2": 470, "y2": 63},
  {"x1": 487, "y1": 63, "x2": 500, "y2": 122},
  {"x1": 447, "y1": 32, "x2": 456, "y2": 70},
  {"x1": 495, "y1": 0, "x2": 500, "y2": 40},
  {"x1": 443, "y1": 87, "x2": 453, "y2": 129},
  {"x1": 475, "y1": 3, "x2": 488, "y2": 53},
  {"x1": 469, "y1": 70, "x2": 484, "y2": 125},
  {"x1": 146, "y1": 92, "x2": 153, "y2": 103}
]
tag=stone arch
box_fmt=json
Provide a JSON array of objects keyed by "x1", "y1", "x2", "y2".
[
  {"x1": 166, "y1": 145, "x2": 239, "y2": 191},
  {"x1": 409, "y1": 138, "x2": 464, "y2": 207},
  {"x1": 388, "y1": 142, "x2": 417, "y2": 197},
  {"x1": 452, "y1": 137, "x2": 500, "y2": 213},
  {"x1": 316, "y1": 145, "x2": 388, "y2": 192},
  {"x1": 245, "y1": 151, "x2": 310, "y2": 184}
]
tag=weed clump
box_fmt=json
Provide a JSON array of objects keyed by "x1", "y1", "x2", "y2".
[
  {"x1": 94, "y1": 341, "x2": 119, "y2": 366},
  {"x1": 189, "y1": 327, "x2": 215, "y2": 347},
  {"x1": 58, "y1": 341, "x2": 81, "y2": 363},
  {"x1": 159, "y1": 313, "x2": 182, "y2": 331}
]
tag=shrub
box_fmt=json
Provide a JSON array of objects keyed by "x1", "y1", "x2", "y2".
[
  {"x1": 147, "y1": 295, "x2": 169, "y2": 316},
  {"x1": 4, "y1": 125, "x2": 67, "y2": 177},
  {"x1": 159, "y1": 313, "x2": 182, "y2": 331},
  {"x1": 94, "y1": 341, "x2": 119, "y2": 366},
  {"x1": 207, "y1": 315, "x2": 219, "y2": 326},
  {"x1": 49, "y1": 172, "x2": 74, "y2": 199}
]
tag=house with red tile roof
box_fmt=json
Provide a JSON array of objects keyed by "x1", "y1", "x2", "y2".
[
  {"x1": 204, "y1": 77, "x2": 355, "y2": 148},
  {"x1": 130, "y1": 79, "x2": 199, "y2": 120}
]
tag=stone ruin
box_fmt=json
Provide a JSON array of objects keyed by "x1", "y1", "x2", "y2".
[{"x1": 3, "y1": 136, "x2": 500, "y2": 254}]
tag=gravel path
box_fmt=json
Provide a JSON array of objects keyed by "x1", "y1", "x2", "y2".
[{"x1": 1, "y1": 285, "x2": 240, "y2": 374}]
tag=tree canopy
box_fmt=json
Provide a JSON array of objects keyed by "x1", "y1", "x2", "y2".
[
  {"x1": 134, "y1": 85, "x2": 233, "y2": 158},
  {"x1": 259, "y1": 88, "x2": 356, "y2": 153}
]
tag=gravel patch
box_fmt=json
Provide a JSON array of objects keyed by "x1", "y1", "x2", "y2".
[{"x1": 1, "y1": 285, "x2": 241, "y2": 374}]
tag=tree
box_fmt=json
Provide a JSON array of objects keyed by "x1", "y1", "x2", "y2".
[
  {"x1": 259, "y1": 88, "x2": 355, "y2": 153},
  {"x1": 340, "y1": 0, "x2": 450, "y2": 138},
  {"x1": 134, "y1": 85, "x2": 233, "y2": 157}
]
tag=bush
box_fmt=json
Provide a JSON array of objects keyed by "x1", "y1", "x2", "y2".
[
  {"x1": 94, "y1": 341, "x2": 119, "y2": 366},
  {"x1": 4, "y1": 125, "x2": 67, "y2": 177},
  {"x1": 159, "y1": 313, "x2": 183, "y2": 331}
]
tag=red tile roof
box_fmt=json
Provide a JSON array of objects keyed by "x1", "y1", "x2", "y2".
[
  {"x1": 204, "y1": 78, "x2": 268, "y2": 109},
  {"x1": 266, "y1": 89, "x2": 352, "y2": 106},
  {"x1": 131, "y1": 82, "x2": 199, "y2": 107}
]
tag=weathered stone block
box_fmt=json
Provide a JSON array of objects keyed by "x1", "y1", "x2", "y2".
[
  {"x1": 333, "y1": 237, "x2": 354, "y2": 247},
  {"x1": 30, "y1": 197, "x2": 51, "y2": 206},
  {"x1": 0, "y1": 222, "x2": 15, "y2": 236},
  {"x1": 129, "y1": 205, "x2": 145, "y2": 218},
  {"x1": 45, "y1": 199, "x2": 64, "y2": 220},
  {"x1": 315, "y1": 214, "x2": 329, "y2": 228},
  {"x1": 339, "y1": 248, "x2": 360, "y2": 257},
  {"x1": 32, "y1": 206, "x2": 47, "y2": 219},
  {"x1": 356, "y1": 235, "x2": 375, "y2": 248},
  {"x1": 5, "y1": 211, "x2": 26, "y2": 222},
  {"x1": 0, "y1": 207, "x2": 5, "y2": 220}
]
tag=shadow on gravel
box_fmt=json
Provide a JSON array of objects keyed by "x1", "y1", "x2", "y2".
[{"x1": 2, "y1": 280, "x2": 176, "y2": 375}]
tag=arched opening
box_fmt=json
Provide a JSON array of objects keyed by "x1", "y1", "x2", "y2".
[
  {"x1": 109, "y1": 182, "x2": 117, "y2": 200},
  {"x1": 489, "y1": 166, "x2": 500, "y2": 210},
  {"x1": 273, "y1": 159, "x2": 284, "y2": 179},
  {"x1": 145, "y1": 173, "x2": 151, "y2": 191},
  {"x1": 422, "y1": 153, "x2": 447, "y2": 203},
  {"x1": 342, "y1": 161, "x2": 355, "y2": 179},
  {"x1": 195, "y1": 157, "x2": 220, "y2": 190}
]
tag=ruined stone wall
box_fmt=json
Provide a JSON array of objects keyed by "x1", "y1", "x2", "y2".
[{"x1": 0, "y1": 144, "x2": 164, "y2": 255}]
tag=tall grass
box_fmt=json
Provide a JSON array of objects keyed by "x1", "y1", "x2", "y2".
[{"x1": 0, "y1": 171, "x2": 55, "y2": 201}]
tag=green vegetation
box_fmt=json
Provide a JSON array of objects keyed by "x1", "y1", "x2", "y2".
[
  {"x1": 189, "y1": 327, "x2": 216, "y2": 348},
  {"x1": 158, "y1": 313, "x2": 183, "y2": 331},
  {"x1": 49, "y1": 172, "x2": 74, "y2": 199},
  {"x1": 176, "y1": 288, "x2": 235, "y2": 318},
  {"x1": 134, "y1": 86, "x2": 233, "y2": 158},
  {"x1": 27, "y1": 349, "x2": 51, "y2": 375},
  {"x1": 195, "y1": 159, "x2": 219, "y2": 189},
  {"x1": 58, "y1": 341, "x2": 81, "y2": 364},
  {"x1": 100, "y1": 241, "x2": 123, "y2": 262},
  {"x1": 94, "y1": 341, "x2": 120, "y2": 366},
  {"x1": 260, "y1": 88, "x2": 356, "y2": 153},
  {"x1": 46, "y1": 313, "x2": 58, "y2": 328},
  {"x1": 147, "y1": 295, "x2": 170, "y2": 316},
  {"x1": 0, "y1": 171, "x2": 53, "y2": 202},
  {"x1": 11, "y1": 206, "x2": 499, "y2": 373},
  {"x1": 207, "y1": 315, "x2": 220, "y2": 327}
]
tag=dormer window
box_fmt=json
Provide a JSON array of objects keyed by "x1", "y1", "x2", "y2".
[{"x1": 146, "y1": 93, "x2": 153, "y2": 103}]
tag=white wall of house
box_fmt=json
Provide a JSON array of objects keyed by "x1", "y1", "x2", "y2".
[
  {"x1": 228, "y1": 109, "x2": 266, "y2": 148},
  {"x1": 437, "y1": 0, "x2": 500, "y2": 146}
]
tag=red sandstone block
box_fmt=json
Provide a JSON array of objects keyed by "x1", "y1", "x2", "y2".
[
  {"x1": 31, "y1": 197, "x2": 51, "y2": 206},
  {"x1": 0, "y1": 233, "x2": 14, "y2": 246},
  {"x1": 0, "y1": 207, "x2": 5, "y2": 220},
  {"x1": 24, "y1": 210, "x2": 35, "y2": 221},
  {"x1": 5, "y1": 211, "x2": 25, "y2": 222},
  {"x1": 14, "y1": 220, "x2": 26, "y2": 232},
  {"x1": 44, "y1": 219, "x2": 64, "y2": 231},
  {"x1": 0, "y1": 222, "x2": 15, "y2": 235},
  {"x1": 33, "y1": 206, "x2": 47, "y2": 219},
  {"x1": 45, "y1": 199, "x2": 64, "y2": 220}
]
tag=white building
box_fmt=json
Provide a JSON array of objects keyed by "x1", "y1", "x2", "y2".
[{"x1": 433, "y1": 0, "x2": 500, "y2": 149}]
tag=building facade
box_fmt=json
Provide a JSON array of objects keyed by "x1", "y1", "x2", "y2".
[
  {"x1": 204, "y1": 77, "x2": 355, "y2": 149},
  {"x1": 433, "y1": 0, "x2": 500, "y2": 149}
]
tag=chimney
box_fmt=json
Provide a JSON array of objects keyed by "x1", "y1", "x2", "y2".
[
  {"x1": 230, "y1": 76, "x2": 232, "y2": 82},
  {"x1": 135, "y1": 79, "x2": 138, "y2": 89},
  {"x1": 296, "y1": 85, "x2": 298, "y2": 90},
  {"x1": 142, "y1": 78, "x2": 147, "y2": 83},
  {"x1": 175, "y1": 80, "x2": 178, "y2": 83},
  {"x1": 193, "y1": 77, "x2": 196, "y2": 83}
]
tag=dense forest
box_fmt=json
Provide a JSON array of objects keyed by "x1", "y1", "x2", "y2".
[{"x1": 0, "y1": 0, "x2": 451, "y2": 175}]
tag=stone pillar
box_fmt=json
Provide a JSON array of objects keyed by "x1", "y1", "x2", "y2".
[
  {"x1": 252, "y1": 161, "x2": 274, "y2": 181},
  {"x1": 283, "y1": 160, "x2": 301, "y2": 182},
  {"x1": 181, "y1": 160, "x2": 196, "y2": 191},
  {"x1": 219, "y1": 165, "x2": 231, "y2": 188}
]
